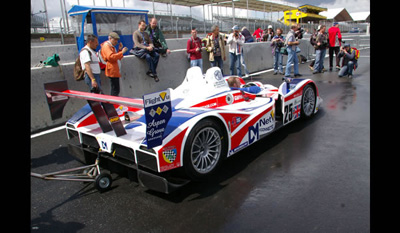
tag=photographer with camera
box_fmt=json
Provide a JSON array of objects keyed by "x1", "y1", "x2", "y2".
[
  {"x1": 295, "y1": 26, "x2": 305, "y2": 40},
  {"x1": 338, "y1": 43, "x2": 357, "y2": 79},
  {"x1": 227, "y1": 25, "x2": 245, "y2": 77},
  {"x1": 271, "y1": 28, "x2": 285, "y2": 75},
  {"x1": 312, "y1": 25, "x2": 328, "y2": 74}
]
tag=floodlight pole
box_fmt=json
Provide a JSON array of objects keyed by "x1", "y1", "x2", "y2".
[
  {"x1": 152, "y1": 0, "x2": 155, "y2": 17},
  {"x1": 203, "y1": 5, "x2": 206, "y2": 34},
  {"x1": 246, "y1": 0, "x2": 249, "y2": 28},
  {"x1": 232, "y1": 0, "x2": 235, "y2": 26},
  {"x1": 43, "y1": 0, "x2": 50, "y2": 33}
]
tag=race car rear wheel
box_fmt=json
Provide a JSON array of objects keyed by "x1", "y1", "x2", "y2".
[
  {"x1": 183, "y1": 118, "x2": 227, "y2": 180},
  {"x1": 301, "y1": 84, "x2": 316, "y2": 119}
]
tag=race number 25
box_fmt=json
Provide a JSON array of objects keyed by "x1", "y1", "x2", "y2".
[{"x1": 284, "y1": 103, "x2": 293, "y2": 124}]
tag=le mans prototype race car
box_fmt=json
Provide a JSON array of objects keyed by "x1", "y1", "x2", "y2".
[{"x1": 33, "y1": 67, "x2": 322, "y2": 194}]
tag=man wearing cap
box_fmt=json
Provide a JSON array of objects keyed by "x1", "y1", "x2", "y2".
[
  {"x1": 328, "y1": 22, "x2": 342, "y2": 71},
  {"x1": 227, "y1": 25, "x2": 245, "y2": 77},
  {"x1": 284, "y1": 24, "x2": 302, "y2": 78},
  {"x1": 338, "y1": 44, "x2": 357, "y2": 78},
  {"x1": 262, "y1": 25, "x2": 274, "y2": 41},
  {"x1": 100, "y1": 32, "x2": 128, "y2": 96}
]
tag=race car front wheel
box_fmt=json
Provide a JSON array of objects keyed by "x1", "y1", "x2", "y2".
[
  {"x1": 301, "y1": 84, "x2": 316, "y2": 119},
  {"x1": 183, "y1": 118, "x2": 227, "y2": 181}
]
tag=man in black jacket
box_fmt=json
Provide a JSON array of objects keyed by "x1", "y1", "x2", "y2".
[{"x1": 145, "y1": 18, "x2": 171, "y2": 57}]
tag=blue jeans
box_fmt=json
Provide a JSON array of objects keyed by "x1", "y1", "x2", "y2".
[
  {"x1": 144, "y1": 50, "x2": 159, "y2": 75},
  {"x1": 190, "y1": 58, "x2": 203, "y2": 72},
  {"x1": 274, "y1": 48, "x2": 283, "y2": 73},
  {"x1": 240, "y1": 48, "x2": 250, "y2": 75},
  {"x1": 285, "y1": 46, "x2": 299, "y2": 77},
  {"x1": 338, "y1": 61, "x2": 357, "y2": 77},
  {"x1": 313, "y1": 49, "x2": 327, "y2": 72},
  {"x1": 84, "y1": 73, "x2": 102, "y2": 93},
  {"x1": 210, "y1": 56, "x2": 224, "y2": 74},
  {"x1": 229, "y1": 52, "x2": 242, "y2": 76}
]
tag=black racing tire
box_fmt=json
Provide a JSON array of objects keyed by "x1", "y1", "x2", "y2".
[
  {"x1": 183, "y1": 118, "x2": 228, "y2": 181},
  {"x1": 301, "y1": 84, "x2": 316, "y2": 119},
  {"x1": 95, "y1": 173, "x2": 112, "y2": 192}
]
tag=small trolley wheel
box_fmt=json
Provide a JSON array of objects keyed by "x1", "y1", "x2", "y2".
[{"x1": 95, "y1": 173, "x2": 112, "y2": 192}]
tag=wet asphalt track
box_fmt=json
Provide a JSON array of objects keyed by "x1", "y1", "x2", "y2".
[{"x1": 31, "y1": 48, "x2": 370, "y2": 233}]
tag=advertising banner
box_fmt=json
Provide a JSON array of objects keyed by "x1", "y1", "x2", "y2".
[{"x1": 142, "y1": 89, "x2": 172, "y2": 148}]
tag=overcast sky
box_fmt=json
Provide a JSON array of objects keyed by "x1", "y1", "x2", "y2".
[{"x1": 31, "y1": 0, "x2": 370, "y2": 22}]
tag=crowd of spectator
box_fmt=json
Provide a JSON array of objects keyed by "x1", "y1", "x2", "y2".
[{"x1": 78, "y1": 18, "x2": 358, "y2": 96}]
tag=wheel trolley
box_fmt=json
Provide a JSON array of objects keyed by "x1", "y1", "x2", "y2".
[{"x1": 31, "y1": 153, "x2": 112, "y2": 192}]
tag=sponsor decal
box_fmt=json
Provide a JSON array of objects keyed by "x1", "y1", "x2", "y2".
[
  {"x1": 284, "y1": 99, "x2": 301, "y2": 125},
  {"x1": 293, "y1": 104, "x2": 301, "y2": 119},
  {"x1": 116, "y1": 105, "x2": 128, "y2": 115},
  {"x1": 229, "y1": 142, "x2": 249, "y2": 155},
  {"x1": 97, "y1": 137, "x2": 112, "y2": 153},
  {"x1": 159, "y1": 128, "x2": 188, "y2": 172},
  {"x1": 259, "y1": 110, "x2": 275, "y2": 134},
  {"x1": 248, "y1": 124, "x2": 259, "y2": 145},
  {"x1": 143, "y1": 90, "x2": 172, "y2": 149},
  {"x1": 51, "y1": 95, "x2": 68, "y2": 102},
  {"x1": 213, "y1": 69, "x2": 227, "y2": 88},
  {"x1": 248, "y1": 110, "x2": 275, "y2": 145},
  {"x1": 162, "y1": 146, "x2": 177, "y2": 163},
  {"x1": 109, "y1": 116, "x2": 120, "y2": 123}
]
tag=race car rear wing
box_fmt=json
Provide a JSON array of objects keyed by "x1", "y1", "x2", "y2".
[
  {"x1": 44, "y1": 80, "x2": 144, "y2": 137},
  {"x1": 44, "y1": 80, "x2": 173, "y2": 149}
]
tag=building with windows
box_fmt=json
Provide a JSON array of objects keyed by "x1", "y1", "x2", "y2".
[{"x1": 282, "y1": 4, "x2": 327, "y2": 25}]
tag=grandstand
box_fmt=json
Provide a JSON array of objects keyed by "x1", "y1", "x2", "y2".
[{"x1": 31, "y1": 0, "x2": 370, "y2": 45}]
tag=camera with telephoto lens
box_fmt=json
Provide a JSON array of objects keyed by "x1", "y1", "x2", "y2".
[
  {"x1": 295, "y1": 27, "x2": 304, "y2": 39},
  {"x1": 276, "y1": 40, "x2": 284, "y2": 48}
]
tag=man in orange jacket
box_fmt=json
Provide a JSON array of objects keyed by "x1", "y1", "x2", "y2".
[{"x1": 100, "y1": 32, "x2": 128, "y2": 96}]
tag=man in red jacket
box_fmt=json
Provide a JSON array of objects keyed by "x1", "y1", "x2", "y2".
[
  {"x1": 252, "y1": 27, "x2": 263, "y2": 41},
  {"x1": 328, "y1": 22, "x2": 342, "y2": 71},
  {"x1": 187, "y1": 28, "x2": 203, "y2": 72}
]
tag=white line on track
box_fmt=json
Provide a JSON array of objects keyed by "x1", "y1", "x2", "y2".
[{"x1": 31, "y1": 125, "x2": 66, "y2": 139}]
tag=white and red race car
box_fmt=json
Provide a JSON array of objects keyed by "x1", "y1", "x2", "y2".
[{"x1": 41, "y1": 67, "x2": 322, "y2": 193}]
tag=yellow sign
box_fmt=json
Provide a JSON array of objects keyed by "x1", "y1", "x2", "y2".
[{"x1": 156, "y1": 107, "x2": 163, "y2": 115}]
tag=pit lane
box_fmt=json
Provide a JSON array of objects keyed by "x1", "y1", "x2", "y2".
[{"x1": 31, "y1": 48, "x2": 370, "y2": 232}]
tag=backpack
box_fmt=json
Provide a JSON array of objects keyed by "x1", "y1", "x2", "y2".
[
  {"x1": 351, "y1": 47, "x2": 360, "y2": 60},
  {"x1": 73, "y1": 48, "x2": 91, "y2": 81},
  {"x1": 97, "y1": 46, "x2": 107, "y2": 70}
]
